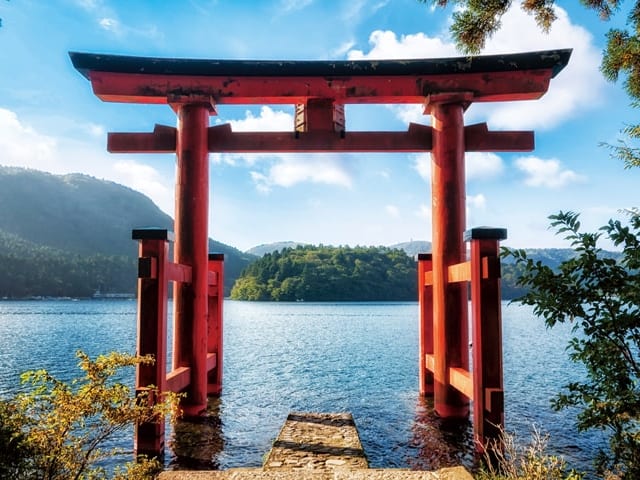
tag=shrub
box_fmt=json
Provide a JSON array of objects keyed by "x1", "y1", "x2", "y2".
[
  {"x1": 506, "y1": 211, "x2": 640, "y2": 478},
  {"x1": 0, "y1": 351, "x2": 180, "y2": 479}
]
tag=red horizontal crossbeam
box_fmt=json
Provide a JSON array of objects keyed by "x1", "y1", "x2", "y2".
[
  {"x1": 108, "y1": 122, "x2": 533, "y2": 154},
  {"x1": 89, "y1": 70, "x2": 555, "y2": 105}
]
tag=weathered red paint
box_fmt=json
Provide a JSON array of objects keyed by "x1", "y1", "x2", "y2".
[
  {"x1": 428, "y1": 98, "x2": 470, "y2": 418},
  {"x1": 173, "y1": 104, "x2": 210, "y2": 417},
  {"x1": 107, "y1": 122, "x2": 533, "y2": 154},
  {"x1": 207, "y1": 253, "x2": 224, "y2": 395},
  {"x1": 468, "y1": 229, "x2": 506, "y2": 450},
  {"x1": 418, "y1": 253, "x2": 434, "y2": 396},
  {"x1": 87, "y1": 70, "x2": 556, "y2": 105},
  {"x1": 71, "y1": 48, "x2": 570, "y2": 460},
  {"x1": 132, "y1": 229, "x2": 171, "y2": 458}
]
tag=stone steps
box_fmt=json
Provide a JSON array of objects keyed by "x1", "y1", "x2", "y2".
[
  {"x1": 160, "y1": 467, "x2": 473, "y2": 479},
  {"x1": 159, "y1": 412, "x2": 473, "y2": 480}
]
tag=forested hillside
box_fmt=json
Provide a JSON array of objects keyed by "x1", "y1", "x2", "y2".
[
  {"x1": 0, "y1": 166, "x2": 254, "y2": 297},
  {"x1": 231, "y1": 245, "x2": 417, "y2": 301},
  {"x1": 231, "y1": 243, "x2": 617, "y2": 301}
]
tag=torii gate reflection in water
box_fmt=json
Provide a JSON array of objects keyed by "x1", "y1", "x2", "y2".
[{"x1": 70, "y1": 49, "x2": 571, "y2": 458}]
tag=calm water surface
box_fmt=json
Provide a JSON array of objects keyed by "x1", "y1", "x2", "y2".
[{"x1": 0, "y1": 300, "x2": 606, "y2": 474}]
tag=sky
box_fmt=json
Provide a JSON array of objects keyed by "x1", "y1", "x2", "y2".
[{"x1": 0, "y1": 0, "x2": 638, "y2": 252}]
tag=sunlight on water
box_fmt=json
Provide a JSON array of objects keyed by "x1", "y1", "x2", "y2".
[{"x1": 0, "y1": 299, "x2": 606, "y2": 475}]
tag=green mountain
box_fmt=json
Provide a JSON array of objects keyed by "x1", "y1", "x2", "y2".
[
  {"x1": 0, "y1": 166, "x2": 254, "y2": 298},
  {"x1": 246, "y1": 241, "x2": 308, "y2": 257},
  {"x1": 230, "y1": 244, "x2": 417, "y2": 301}
]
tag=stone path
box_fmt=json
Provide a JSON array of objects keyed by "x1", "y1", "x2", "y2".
[
  {"x1": 263, "y1": 412, "x2": 368, "y2": 472},
  {"x1": 159, "y1": 412, "x2": 474, "y2": 480}
]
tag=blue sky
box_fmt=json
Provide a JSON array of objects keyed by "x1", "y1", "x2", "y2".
[{"x1": 0, "y1": 0, "x2": 637, "y2": 252}]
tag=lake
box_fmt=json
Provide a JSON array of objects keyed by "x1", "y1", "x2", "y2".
[{"x1": 0, "y1": 300, "x2": 606, "y2": 474}]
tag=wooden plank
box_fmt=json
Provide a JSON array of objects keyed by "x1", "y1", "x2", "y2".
[
  {"x1": 465, "y1": 123, "x2": 533, "y2": 152},
  {"x1": 108, "y1": 126, "x2": 176, "y2": 153},
  {"x1": 167, "y1": 262, "x2": 192, "y2": 284},
  {"x1": 206, "y1": 352, "x2": 217, "y2": 373},
  {"x1": 166, "y1": 366, "x2": 191, "y2": 393},
  {"x1": 482, "y1": 256, "x2": 501, "y2": 280},
  {"x1": 449, "y1": 367, "x2": 474, "y2": 400},
  {"x1": 88, "y1": 69, "x2": 556, "y2": 105},
  {"x1": 447, "y1": 261, "x2": 471, "y2": 283},
  {"x1": 425, "y1": 354, "x2": 435, "y2": 373}
]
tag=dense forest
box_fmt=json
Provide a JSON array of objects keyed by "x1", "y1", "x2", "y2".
[
  {"x1": 231, "y1": 243, "x2": 613, "y2": 301},
  {"x1": 230, "y1": 245, "x2": 417, "y2": 301},
  {"x1": 0, "y1": 166, "x2": 254, "y2": 298}
]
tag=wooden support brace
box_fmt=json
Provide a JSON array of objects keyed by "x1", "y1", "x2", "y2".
[
  {"x1": 449, "y1": 367, "x2": 474, "y2": 400},
  {"x1": 138, "y1": 257, "x2": 158, "y2": 279},
  {"x1": 447, "y1": 261, "x2": 471, "y2": 283},
  {"x1": 166, "y1": 367, "x2": 191, "y2": 393},
  {"x1": 131, "y1": 228, "x2": 173, "y2": 459},
  {"x1": 167, "y1": 262, "x2": 192, "y2": 283},
  {"x1": 109, "y1": 124, "x2": 177, "y2": 153},
  {"x1": 466, "y1": 226, "x2": 507, "y2": 450},
  {"x1": 206, "y1": 352, "x2": 217, "y2": 372}
]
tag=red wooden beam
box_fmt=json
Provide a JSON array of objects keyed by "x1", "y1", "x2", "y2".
[
  {"x1": 467, "y1": 227, "x2": 507, "y2": 450},
  {"x1": 108, "y1": 122, "x2": 533, "y2": 154},
  {"x1": 87, "y1": 69, "x2": 557, "y2": 105},
  {"x1": 131, "y1": 228, "x2": 171, "y2": 459},
  {"x1": 207, "y1": 253, "x2": 224, "y2": 395},
  {"x1": 108, "y1": 125, "x2": 176, "y2": 153},
  {"x1": 173, "y1": 104, "x2": 210, "y2": 417},
  {"x1": 418, "y1": 253, "x2": 434, "y2": 396},
  {"x1": 429, "y1": 98, "x2": 470, "y2": 419}
]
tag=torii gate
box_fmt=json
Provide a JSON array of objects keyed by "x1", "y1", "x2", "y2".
[{"x1": 70, "y1": 49, "x2": 571, "y2": 458}]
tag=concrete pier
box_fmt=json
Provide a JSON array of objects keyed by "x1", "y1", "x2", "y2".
[{"x1": 159, "y1": 412, "x2": 473, "y2": 480}]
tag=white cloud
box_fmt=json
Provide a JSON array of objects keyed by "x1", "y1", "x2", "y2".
[
  {"x1": 413, "y1": 151, "x2": 503, "y2": 182},
  {"x1": 469, "y1": 6, "x2": 605, "y2": 130},
  {"x1": 466, "y1": 152, "x2": 504, "y2": 180},
  {"x1": 413, "y1": 152, "x2": 431, "y2": 182},
  {"x1": 466, "y1": 193, "x2": 486, "y2": 209},
  {"x1": 331, "y1": 40, "x2": 357, "y2": 59},
  {"x1": 347, "y1": 6, "x2": 603, "y2": 131},
  {"x1": 0, "y1": 108, "x2": 58, "y2": 170},
  {"x1": 385, "y1": 204, "x2": 400, "y2": 217},
  {"x1": 228, "y1": 106, "x2": 293, "y2": 132},
  {"x1": 250, "y1": 154, "x2": 353, "y2": 193},
  {"x1": 279, "y1": 0, "x2": 313, "y2": 14},
  {"x1": 112, "y1": 160, "x2": 174, "y2": 212},
  {"x1": 515, "y1": 156, "x2": 585, "y2": 188},
  {"x1": 0, "y1": 108, "x2": 175, "y2": 215},
  {"x1": 347, "y1": 30, "x2": 457, "y2": 60},
  {"x1": 219, "y1": 107, "x2": 354, "y2": 192},
  {"x1": 99, "y1": 17, "x2": 120, "y2": 33},
  {"x1": 416, "y1": 204, "x2": 432, "y2": 220},
  {"x1": 387, "y1": 105, "x2": 427, "y2": 125}
]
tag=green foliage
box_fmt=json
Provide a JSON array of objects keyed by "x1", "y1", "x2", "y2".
[
  {"x1": 0, "y1": 166, "x2": 254, "y2": 297},
  {"x1": 0, "y1": 351, "x2": 181, "y2": 479},
  {"x1": 230, "y1": 245, "x2": 417, "y2": 301},
  {"x1": 477, "y1": 426, "x2": 584, "y2": 480},
  {"x1": 422, "y1": 0, "x2": 640, "y2": 167},
  {"x1": 505, "y1": 211, "x2": 640, "y2": 478}
]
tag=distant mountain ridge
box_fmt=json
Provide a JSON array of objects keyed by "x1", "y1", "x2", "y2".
[
  {"x1": 0, "y1": 166, "x2": 254, "y2": 297},
  {"x1": 246, "y1": 241, "x2": 308, "y2": 257},
  {"x1": 246, "y1": 240, "x2": 432, "y2": 258}
]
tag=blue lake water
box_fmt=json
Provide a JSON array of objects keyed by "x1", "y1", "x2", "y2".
[{"x1": 0, "y1": 300, "x2": 606, "y2": 474}]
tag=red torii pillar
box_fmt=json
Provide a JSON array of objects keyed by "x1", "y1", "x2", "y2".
[
  {"x1": 173, "y1": 104, "x2": 211, "y2": 416},
  {"x1": 427, "y1": 93, "x2": 471, "y2": 418},
  {"x1": 68, "y1": 48, "x2": 571, "y2": 456}
]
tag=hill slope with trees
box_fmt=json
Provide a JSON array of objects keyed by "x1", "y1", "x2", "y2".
[
  {"x1": 231, "y1": 245, "x2": 417, "y2": 301},
  {"x1": 0, "y1": 166, "x2": 254, "y2": 297}
]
